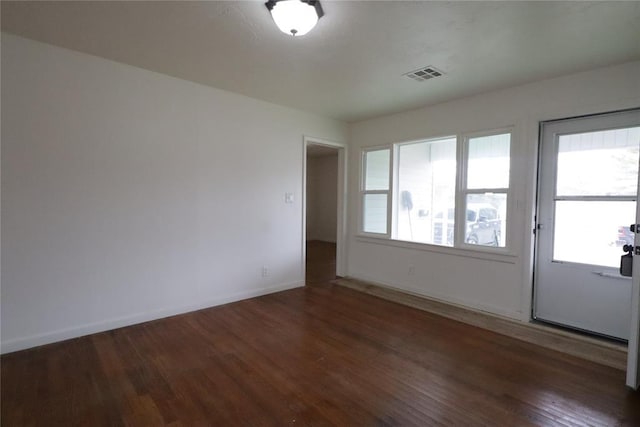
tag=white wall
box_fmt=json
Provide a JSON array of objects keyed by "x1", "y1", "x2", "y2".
[
  {"x1": 348, "y1": 61, "x2": 640, "y2": 320},
  {"x1": 1, "y1": 34, "x2": 347, "y2": 353},
  {"x1": 306, "y1": 154, "x2": 338, "y2": 242}
]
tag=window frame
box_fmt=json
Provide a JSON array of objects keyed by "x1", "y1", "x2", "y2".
[
  {"x1": 457, "y1": 128, "x2": 514, "y2": 253},
  {"x1": 360, "y1": 145, "x2": 392, "y2": 237},
  {"x1": 391, "y1": 135, "x2": 458, "y2": 245},
  {"x1": 358, "y1": 127, "x2": 514, "y2": 255}
]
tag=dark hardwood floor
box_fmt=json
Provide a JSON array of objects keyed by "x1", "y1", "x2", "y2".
[
  {"x1": 2, "y1": 247, "x2": 640, "y2": 425},
  {"x1": 305, "y1": 240, "x2": 336, "y2": 284}
]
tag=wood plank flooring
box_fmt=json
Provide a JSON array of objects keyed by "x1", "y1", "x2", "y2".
[
  {"x1": 3, "y1": 282, "x2": 640, "y2": 426},
  {"x1": 305, "y1": 240, "x2": 336, "y2": 284},
  {"x1": 334, "y1": 277, "x2": 627, "y2": 370}
]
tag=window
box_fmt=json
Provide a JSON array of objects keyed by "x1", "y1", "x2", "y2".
[
  {"x1": 361, "y1": 148, "x2": 390, "y2": 234},
  {"x1": 359, "y1": 129, "x2": 512, "y2": 251},
  {"x1": 395, "y1": 136, "x2": 457, "y2": 245},
  {"x1": 462, "y1": 132, "x2": 511, "y2": 247},
  {"x1": 552, "y1": 127, "x2": 640, "y2": 266}
]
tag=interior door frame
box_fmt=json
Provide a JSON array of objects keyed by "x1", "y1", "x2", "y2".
[{"x1": 302, "y1": 136, "x2": 348, "y2": 278}]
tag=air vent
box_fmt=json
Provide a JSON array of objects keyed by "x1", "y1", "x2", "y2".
[{"x1": 404, "y1": 66, "x2": 445, "y2": 82}]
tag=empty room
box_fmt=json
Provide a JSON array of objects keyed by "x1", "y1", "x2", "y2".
[{"x1": 2, "y1": 1, "x2": 640, "y2": 425}]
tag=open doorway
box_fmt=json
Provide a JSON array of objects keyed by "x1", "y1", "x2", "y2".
[{"x1": 304, "y1": 139, "x2": 345, "y2": 284}]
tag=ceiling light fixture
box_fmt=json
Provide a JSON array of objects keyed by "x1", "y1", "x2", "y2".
[{"x1": 265, "y1": 0, "x2": 324, "y2": 37}]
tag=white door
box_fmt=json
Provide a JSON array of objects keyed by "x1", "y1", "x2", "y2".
[
  {"x1": 534, "y1": 109, "x2": 640, "y2": 341},
  {"x1": 628, "y1": 175, "x2": 640, "y2": 388}
]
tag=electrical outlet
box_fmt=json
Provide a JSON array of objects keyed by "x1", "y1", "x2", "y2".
[{"x1": 262, "y1": 266, "x2": 269, "y2": 277}]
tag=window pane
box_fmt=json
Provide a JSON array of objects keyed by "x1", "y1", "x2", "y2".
[
  {"x1": 364, "y1": 149, "x2": 390, "y2": 191},
  {"x1": 556, "y1": 127, "x2": 640, "y2": 196},
  {"x1": 465, "y1": 193, "x2": 507, "y2": 247},
  {"x1": 363, "y1": 194, "x2": 387, "y2": 234},
  {"x1": 554, "y1": 200, "x2": 635, "y2": 268},
  {"x1": 467, "y1": 133, "x2": 511, "y2": 189},
  {"x1": 396, "y1": 137, "x2": 456, "y2": 245}
]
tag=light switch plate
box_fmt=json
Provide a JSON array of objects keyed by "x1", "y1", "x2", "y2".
[{"x1": 285, "y1": 192, "x2": 294, "y2": 203}]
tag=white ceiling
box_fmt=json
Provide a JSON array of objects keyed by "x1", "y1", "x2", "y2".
[{"x1": 2, "y1": 1, "x2": 639, "y2": 122}]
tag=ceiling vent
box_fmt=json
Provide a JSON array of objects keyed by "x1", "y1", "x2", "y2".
[{"x1": 404, "y1": 66, "x2": 445, "y2": 82}]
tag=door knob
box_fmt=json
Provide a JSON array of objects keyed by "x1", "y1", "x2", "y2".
[{"x1": 623, "y1": 244, "x2": 640, "y2": 256}]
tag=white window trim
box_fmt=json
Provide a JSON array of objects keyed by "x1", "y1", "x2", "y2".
[
  {"x1": 458, "y1": 128, "x2": 514, "y2": 254},
  {"x1": 359, "y1": 145, "x2": 392, "y2": 238},
  {"x1": 357, "y1": 127, "x2": 515, "y2": 256},
  {"x1": 391, "y1": 134, "x2": 458, "y2": 242}
]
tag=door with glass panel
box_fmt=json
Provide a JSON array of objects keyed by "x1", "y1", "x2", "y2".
[{"x1": 534, "y1": 110, "x2": 640, "y2": 340}]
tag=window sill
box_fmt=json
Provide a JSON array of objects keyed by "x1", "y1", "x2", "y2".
[{"x1": 354, "y1": 235, "x2": 519, "y2": 264}]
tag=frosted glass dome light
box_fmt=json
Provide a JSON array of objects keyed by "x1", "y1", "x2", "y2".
[{"x1": 266, "y1": 0, "x2": 324, "y2": 37}]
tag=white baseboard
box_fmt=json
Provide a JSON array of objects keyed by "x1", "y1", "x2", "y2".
[{"x1": 0, "y1": 281, "x2": 303, "y2": 354}]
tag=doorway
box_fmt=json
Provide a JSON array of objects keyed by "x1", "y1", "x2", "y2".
[
  {"x1": 303, "y1": 139, "x2": 345, "y2": 284},
  {"x1": 533, "y1": 109, "x2": 640, "y2": 341}
]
